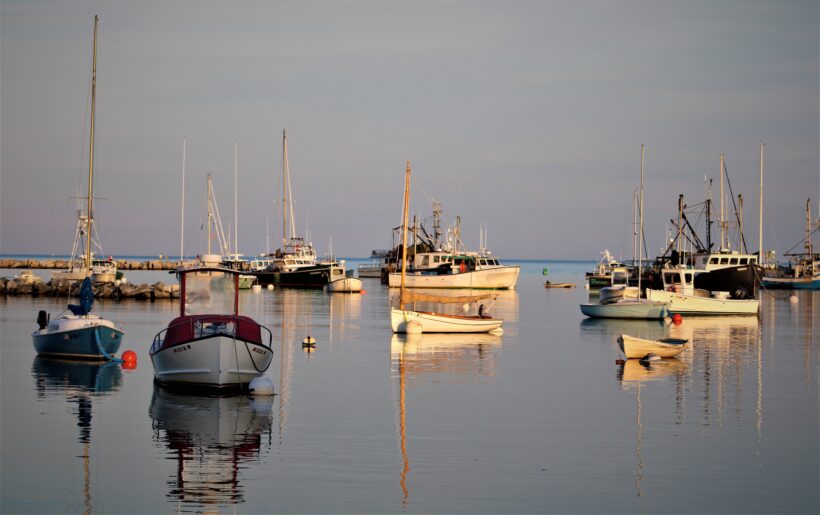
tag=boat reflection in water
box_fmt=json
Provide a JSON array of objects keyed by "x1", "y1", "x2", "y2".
[
  {"x1": 31, "y1": 357, "x2": 123, "y2": 514},
  {"x1": 149, "y1": 388, "x2": 274, "y2": 510},
  {"x1": 390, "y1": 332, "x2": 502, "y2": 507},
  {"x1": 617, "y1": 356, "x2": 687, "y2": 500}
]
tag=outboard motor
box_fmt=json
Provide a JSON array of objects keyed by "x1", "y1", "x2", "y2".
[{"x1": 36, "y1": 310, "x2": 49, "y2": 330}]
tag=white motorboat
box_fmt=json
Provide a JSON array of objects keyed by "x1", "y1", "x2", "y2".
[
  {"x1": 391, "y1": 162, "x2": 503, "y2": 334},
  {"x1": 646, "y1": 268, "x2": 759, "y2": 316},
  {"x1": 388, "y1": 254, "x2": 520, "y2": 290},
  {"x1": 617, "y1": 334, "x2": 688, "y2": 359},
  {"x1": 149, "y1": 266, "x2": 274, "y2": 391}
]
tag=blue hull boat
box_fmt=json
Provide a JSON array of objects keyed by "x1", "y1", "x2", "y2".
[
  {"x1": 32, "y1": 277, "x2": 124, "y2": 360},
  {"x1": 33, "y1": 317, "x2": 124, "y2": 360}
]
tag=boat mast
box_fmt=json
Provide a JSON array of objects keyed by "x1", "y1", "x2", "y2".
[
  {"x1": 400, "y1": 161, "x2": 411, "y2": 309},
  {"x1": 207, "y1": 173, "x2": 213, "y2": 255},
  {"x1": 180, "y1": 138, "x2": 186, "y2": 262},
  {"x1": 85, "y1": 15, "x2": 99, "y2": 272},
  {"x1": 719, "y1": 153, "x2": 726, "y2": 250},
  {"x1": 282, "y1": 130, "x2": 288, "y2": 249},
  {"x1": 758, "y1": 143, "x2": 765, "y2": 264},
  {"x1": 805, "y1": 199, "x2": 813, "y2": 258},
  {"x1": 638, "y1": 145, "x2": 645, "y2": 290},
  {"x1": 234, "y1": 142, "x2": 238, "y2": 257}
]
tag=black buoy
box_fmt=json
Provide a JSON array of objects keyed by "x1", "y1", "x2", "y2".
[{"x1": 36, "y1": 310, "x2": 49, "y2": 330}]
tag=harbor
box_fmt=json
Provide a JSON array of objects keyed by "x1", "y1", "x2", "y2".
[
  {"x1": 2, "y1": 2, "x2": 819, "y2": 514},
  {"x1": 1, "y1": 261, "x2": 817, "y2": 513}
]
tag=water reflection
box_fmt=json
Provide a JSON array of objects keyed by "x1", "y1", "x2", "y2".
[
  {"x1": 149, "y1": 389, "x2": 274, "y2": 511},
  {"x1": 390, "y1": 332, "x2": 503, "y2": 507},
  {"x1": 32, "y1": 356, "x2": 123, "y2": 397},
  {"x1": 31, "y1": 357, "x2": 123, "y2": 514}
]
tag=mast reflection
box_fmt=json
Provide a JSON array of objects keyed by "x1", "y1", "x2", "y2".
[
  {"x1": 31, "y1": 356, "x2": 123, "y2": 514},
  {"x1": 390, "y1": 332, "x2": 503, "y2": 507}
]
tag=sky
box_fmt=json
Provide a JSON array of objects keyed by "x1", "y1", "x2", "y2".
[{"x1": 1, "y1": 0, "x2": 818, "y2": 261}]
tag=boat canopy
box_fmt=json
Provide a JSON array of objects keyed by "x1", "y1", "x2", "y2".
[{"x1": 179, "y1": 267, "x2": 239, "y2": 317}]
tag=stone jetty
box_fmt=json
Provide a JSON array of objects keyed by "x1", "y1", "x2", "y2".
[
  {"x1": 0, "y1": 276, "x2": 179, "y2": 301},
  {"x1": 0, "y1": 258, "x2": 180, "y2": 271}
]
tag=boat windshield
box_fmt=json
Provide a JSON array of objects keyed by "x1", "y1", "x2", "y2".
[{"x1": 184, "y1": 270, "x2": 237, "y2": 316}]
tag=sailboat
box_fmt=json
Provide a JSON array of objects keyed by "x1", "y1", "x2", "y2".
[
  {"x1": 253, "y1": 130, "x2": 346, "y2": 288},
  {"x1": 391, "y1": 162, "x2": 503, "y2": 334},
  {"x1": 580, "y1": 146, "x2": 669, "y2": 320},
  {"x1": 51, "y1": 15, "x2": 118, "y2": 285},
  {"x1": 32, "y1": 275, "x2": 124, "y2": 359}
]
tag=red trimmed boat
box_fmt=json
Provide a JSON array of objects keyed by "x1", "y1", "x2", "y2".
[{"x1": 150, "y1": 266, "x2": 273, "y2": 392}]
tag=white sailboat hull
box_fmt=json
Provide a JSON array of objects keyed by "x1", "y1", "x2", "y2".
[
  {"x1": 388, "y1": 266, "x2": 520, "y2": 290},
  {"x1": 645, "y1": 289, "x2": 759, "y2": 315},
  {"x1": 391, "y1": 308, "x2": 503, "y2": 334}
]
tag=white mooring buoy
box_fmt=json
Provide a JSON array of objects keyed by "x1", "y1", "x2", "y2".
[{"x1": 249, "y1": 376, "x2": 275, "y2": 396}]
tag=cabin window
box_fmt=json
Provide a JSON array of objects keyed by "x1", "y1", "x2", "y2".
[
  {"x1": 749, "y1": 257, "x2": 757, "y2": 264},
  {"x1": 709, "y1": 257, "x2": 719, "y2": 264},
  {"x1": 421, "y1": 256, "x2": 429, "y2": 266},
  {"x1": 739, "y1": 258, "x2": 748, "y2": 265},
  {"x1": 333, "y1": 269, "x2": 343, "y2": 276},
  {"x1": 685, "y1": 273, "x2": 693, "y2": 284},
  {"x1": 730, "y1": 258, "x2": 739, "y2": 265},
  {"x1": 433, "y1": 256, "x2": 440, "y2": 263},
  {"x1": 719, "y1": 258, "x2": 729, "y2": 265},
  {"x1": 479, "y1": 259, "x2": 486, "y2": 266},
  {"x1": 665, "y1": 273, "x2": 680, "y2": 284}
]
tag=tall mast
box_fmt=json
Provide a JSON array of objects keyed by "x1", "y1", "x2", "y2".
[
  {"x1": 179, "y1": 138, "x2": 186, "y2": 262},
  {"x1": 806, "y1": 199, "x2": 813, "y2": 257},
  {"x1": 399, "y1": 161, "x2": 411, "y2": 309},
  {"x1": 758, "y1": 143, "x2": 765, "y2": 264},
  {"x1": 738, "y1": 194, "x2": 744, "y2": 252},
  {"x1": 638, "y1": 145, "x2": 645, "y2": 290},
  {"x1": 719, "y1": 153, "x2": 726, "y2": 250},
  {"x1": 282, "y1": 130, "x2": 287, "y2": 248},
  {"x1": 207, "y1": 173, "x2": 213, "y2": 255},
  {"x1": 234, "y1": 141, "x2": 238, "y2": 256},
  {"x1": 85, "y1": 15, "x2": 99, "y2": 271}
]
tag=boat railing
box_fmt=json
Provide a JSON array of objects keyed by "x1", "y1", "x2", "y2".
[{"x1": 151, "y1": 316, "x2": 273, "y2": 354}]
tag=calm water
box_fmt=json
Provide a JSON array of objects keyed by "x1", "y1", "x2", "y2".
[{"x1": 1, "y1": 260, "x2": 817, "y2": 514}]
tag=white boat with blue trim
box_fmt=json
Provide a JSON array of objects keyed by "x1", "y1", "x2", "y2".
[{"x1": 32, "y1": 277, "x2": 124, "y2": 360}]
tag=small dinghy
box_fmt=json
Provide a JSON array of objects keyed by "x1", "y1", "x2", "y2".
[
  {"x1": 617, "y1": 334, "x2": 688, "y2": 359},
  {"x1": 326, "y1": 277, "x2": 363, "y2": 293},
  {"x1": 544, "y1": 281, "x2": 575, "y2": 288}
]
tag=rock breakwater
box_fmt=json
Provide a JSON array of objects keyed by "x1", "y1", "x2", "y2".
[{"x1": 0, "y1": 277, "x2": 179, "y2": 300}]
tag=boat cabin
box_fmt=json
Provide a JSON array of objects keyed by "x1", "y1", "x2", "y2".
[
  {"x1": 411, "y1": 252, "x2": 505, "y2": 274},
  {"x1": 660, "y1": 268, "x2": 697, "y2": 296},
  {"x1": 695, "y1": 251, "x2": 758, "y2": 271}
]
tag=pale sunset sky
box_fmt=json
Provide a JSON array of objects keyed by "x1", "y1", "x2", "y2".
[{"x1": 1, "y1": 1, "x2": 818, "y2": 260}]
